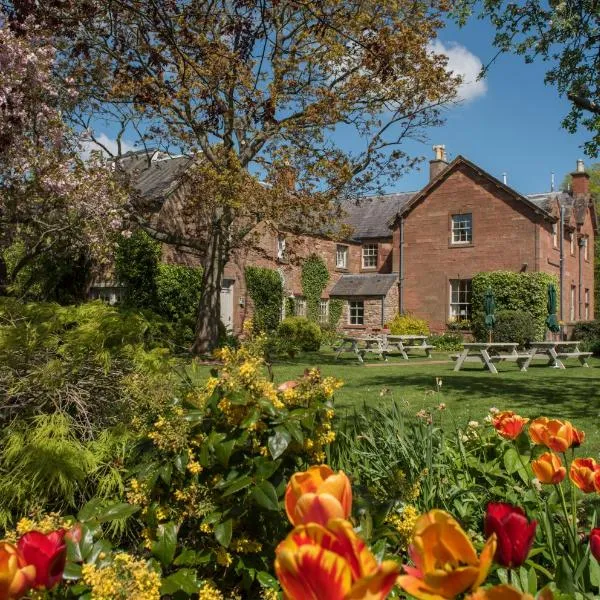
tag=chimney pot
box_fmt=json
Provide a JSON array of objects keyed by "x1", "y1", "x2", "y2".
[
  {"x1": 576, "y1": 159, "x2": 585, "y2": 173},
  {"x1": 429, "y1": 144, "x2": 448, "y2": 181}
]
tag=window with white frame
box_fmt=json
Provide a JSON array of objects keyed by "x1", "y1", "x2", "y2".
[
  {"x1": 348, "y1": 301, "x2": 364, "y2": 325},
  {"x1": 295, "y1": 297, "x2": 307, "y2": 317},
  {"x1": 319, "y1": 299, "x2": 329, "y2": 324},
  {"x1": 449, "y1": 279, "x2": 472, "y2": 320},
  {"x1": 277, "y1": 234, "x2": 286, "y2": 260},
  {"x1": 584, "y1": 236, "x2": 589, "y2": 261},
  {"x1": 570, "y1": 233, "x2": 575, "y2": 256},
  {"x1": 552, "y1": 223, "x2": 558, "y2": 248},
  {"x1": 570, "y1": 285, "x2": 576, "y2": 321},
  {"x1": 336, "y1": 245, "x2": 348, "y2": 269},
  {"x1": 585, "y1": 289, "x2": 590, "y2": 320},
  {"x1": 451, "y1": 214, "x2": 472, "y2": 244},
  {"x1": 362, "y1": 244, "x2": 378, "y2": 268}
]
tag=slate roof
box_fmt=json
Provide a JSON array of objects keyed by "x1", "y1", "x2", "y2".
[
  {"x1": 339, "y1": 193, "x2": 414, "y2": 239},
  {"x1": 329, "y1": 273, "x2": 398, "y2": 297},
  {"x1": 117, "y1": 150, "x2": 192, "y2": 203}
]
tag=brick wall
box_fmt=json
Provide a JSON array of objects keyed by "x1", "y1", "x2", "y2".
[{"x1": 400, "y1": 164, "x2": 546, "y2": 332}]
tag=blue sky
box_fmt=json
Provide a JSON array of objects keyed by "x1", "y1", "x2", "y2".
[
  {"x1": 91, "y1": 16, "x2": 594, "y2": 198},
  {"x1": 394, "y1": 17, "x2": 594, "y2": 196}
]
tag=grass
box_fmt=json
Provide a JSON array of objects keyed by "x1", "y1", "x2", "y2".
[{"x1": 194, "y1": 349, "x2": 600, "y2": 454}]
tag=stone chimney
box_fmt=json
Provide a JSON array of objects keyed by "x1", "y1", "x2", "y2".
[
  {"x1": 429, "y1": 145, "x2": 448, "y2": 181},
  {"x1": 571, "y1": 158, "x2": 590, "y2": 196}
]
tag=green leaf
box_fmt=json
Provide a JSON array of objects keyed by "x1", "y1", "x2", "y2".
[
  {"x1": 66, "y1": 526, "x2": 94, "y2": 563},
  {"x1": 268, "y1": 428, "x2": 291, "y2": 459},
  {"x1": 590, "y1": 554, "x2": 600, "y2": 588},
  {"x1": 556, "y1": 556, "x2": 575, "y2": 593},
  {"x1": 497, "y1": 568, "x2": 509, "y2": 584},
  {"x1": 255, "y1": 457, "x2": 281, "y2": 480},
  {"x1": 173, "y1": 549, "x2": 212, "y2": 566},
  {"x1": 184, "y1": 409, "x2": 205, "y2": 425},
  {"x1": 215, "y1": 439, "x2": 236, "y2": 467},
  {"x1": 77, "y1": 498, "x2": 104, "y2": 522},
  {"x1": 215, "y1": 519, "x2": 233, "y2": 548},
  {"x1": 257, "y1": 571, "x2": 278, "y2": 588},
  {"x1": 252, "y1": 481, "x2": 279, "y2": 511},
  {"x1": 174, "y1": 451, "x2": 188, "y2": 473},
  {"x1": 222, "y1": 475, "x2": 253, "y2": 497},
  {"x1": 94, "y1": 502, "x2": 140, "y2": 523},
  {"x1": 527, "y1": 565, "x2": 538, "y2": 595},
  {"x1": 160, "y1": 569, "x2": 200, "y2": 595},
  {"x1": 62, "y1": 562, "x2": 83, "y2": 581},
  {"x1": 151, "y1": 522, "x2": 179, "y2": 567},
  {"x1": 285, "y1": 420, "x2": 304, "y2": 444}
]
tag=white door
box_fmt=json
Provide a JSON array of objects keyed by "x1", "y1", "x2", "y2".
[{"x1": 220, "y1": 279, "x2": 235, "y2": 331}]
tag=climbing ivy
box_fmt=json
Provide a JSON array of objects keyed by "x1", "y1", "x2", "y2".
[
  {"x1": 301, "y1": 254, "x2": 329, "y2": 322},
  {"x1": 328, "y1": 299, "x2": 343, "y2": 328},
  {"x1": 472, "y1": 271, "x2": 558, "y2": 340},
  {"x1": 245, "y1": 266, "x2": 283, "y2": 332}
]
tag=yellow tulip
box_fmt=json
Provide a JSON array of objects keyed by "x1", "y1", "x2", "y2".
[
  {"x1": 396, "y1": 510, "x2": 496, "y2": 600},
  {"x1": 285, "y1": 465, "x2": 352, "y2": 526},
  {"x1": 275, "y1": 519, "x2": 399, "y2": 600}
]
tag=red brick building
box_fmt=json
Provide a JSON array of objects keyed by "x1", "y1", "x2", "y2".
[{"x1": 113, "y1": 147, "x2": 596, "y2": 334}]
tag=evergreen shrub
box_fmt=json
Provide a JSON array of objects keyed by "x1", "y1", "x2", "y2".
[
  {"x1": 472, "y1": 310, "x2": 537, "y2": 347},
  {"x1": 276, "y1": 317, "x2": 322, "y2": 355},
  {"x1": 245, "y1": 266, "x2": 283, "y2": 332}
]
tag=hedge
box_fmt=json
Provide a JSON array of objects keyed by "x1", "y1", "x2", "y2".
[
  {"x1": 472, "y1": 310, "x2": 537, "y2": 347},
  {"x1": 472, "y1": 271, "x2": 558, "y2": 341},
  {"x1": 245, "y1": 266, "x2": 283, "y2": 332}
]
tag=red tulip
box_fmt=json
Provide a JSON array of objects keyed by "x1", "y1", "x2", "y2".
[
  {"x1": 484, "y1": 503, "x2": 537, "y2": 568},
  {"x1": 591, "y1": 529, "x2": 600, "y2": 562},
  {"x1": 17, "y1": 530, "x2": 67, "y2": 589}
]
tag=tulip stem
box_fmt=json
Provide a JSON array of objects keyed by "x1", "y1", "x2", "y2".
[{"x1": 556, "y1": 483, "x2": 577, "y2": 554}]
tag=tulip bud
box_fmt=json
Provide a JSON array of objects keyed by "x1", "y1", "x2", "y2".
[
  {"x1": 484, "y1": 503, "x2": 537, "y2": 568},
  {"x1": 17, "y1": 530, "x2": 67, "y2": 589},
  {"x1": 531, "y1": 453, "x2": 566, "y2": 485}
]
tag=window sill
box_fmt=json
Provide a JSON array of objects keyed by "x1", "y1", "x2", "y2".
[
  {"x1": 448, "y1": 243, "x2": 474, "y2": 249},
  {"x1": 335, "y1": 267, "x2": 349, "y2": 272},
  {"x1": 345, "y1": 324, "x2": 366, "y2": 329},
  {"x1": 360, "y1": 267, "x2": 378, "y2": 271}
]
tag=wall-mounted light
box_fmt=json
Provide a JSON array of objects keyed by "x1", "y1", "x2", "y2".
[{"x1": 239, "y1": 297, "x2": 245, "y2": 307}]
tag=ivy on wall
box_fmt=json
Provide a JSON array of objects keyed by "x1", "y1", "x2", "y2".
[
  {"x1": 472, "y1": 271, "x2": 558, "y2": 340},
  {"x1": 301, "y1": 254, "x2": 329, "y2": 322},
  {"x1": 328, "y1": 299, "x2": 343, "y2": 328},
  {"x1": 245, "y1": 266, "x2": 283, "y2": 332}
]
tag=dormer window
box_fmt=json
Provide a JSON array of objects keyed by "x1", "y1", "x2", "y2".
[
  {"x1": 362, "y1": 244, "x2": 378, "y2": 269},
  {"x1": 451, "y1": 214, "x2": 472, "y2": 244},
  {"x1": 277, "y1": 234, "x2": 286, "y2": 261}
]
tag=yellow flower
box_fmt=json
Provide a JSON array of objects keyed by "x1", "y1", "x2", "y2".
[
  {"x1": 199, "y1": 581, "x2": 224, "y2": 600},
  {"x1": 215, "y1": 547, "x2": 232, "y2": 567}
]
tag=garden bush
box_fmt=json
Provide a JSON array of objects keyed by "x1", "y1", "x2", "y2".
[
  {"x1": 388, "y1": 313, "x2": 429, "y2": 335},
  {"x1": 472, "y1": 271, "x2": 557, "y2": 341},
  {"x1": 427, "y1": 332, "x2": 463, "y2": 351},
  {"x1": 276, "y1": 317, "x2": 322, "y2": 356},
  {"x1": 472, "y1": 309, "x2": 537, "y2": 347},
  {"x1": 245, "y1": 266, "x2": 283, "y2": 332},
  {"x1": 300, "y1": 254, "x2": 329, "y2": 322}
]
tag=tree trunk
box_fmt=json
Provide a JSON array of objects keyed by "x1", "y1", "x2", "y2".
[{"x1": 191, "y1": 225, "x2": 227, "y2": 355}]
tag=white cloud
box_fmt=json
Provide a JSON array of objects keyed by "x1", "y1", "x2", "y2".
[
  {"x1": 429, "y1": 40, "x2": 487, "y2": 103},
  {"x1": 80, "y1": 132, "x2": 136, "y2": 160}
]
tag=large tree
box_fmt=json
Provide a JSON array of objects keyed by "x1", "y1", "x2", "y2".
[
  {"x1": 460, "y1": 0, "x2": 600, "y2": 157},
  {"x1": 9, "y1": 0, "x2": 461, "y2": 352}
]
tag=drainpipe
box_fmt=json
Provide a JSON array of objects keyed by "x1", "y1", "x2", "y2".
[
  {"x1": 559, "y1": 203, "x2": 565, "y2": 337},
  {"x1": 579, "y1": 236, "x2": 584, "y2": 319},
  {"x1": 381, "y1": 296, "x2": 385, "y2": 327},
  {"x1": 399, "y1": 216, "x2": 405, "y2": 313}
]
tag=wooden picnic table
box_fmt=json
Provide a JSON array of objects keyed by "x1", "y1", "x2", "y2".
[
  {"x1": 525, "y1": 341, "x2": 592, "y2": 369},
  {"x1": 334, "y1": 335, "x2": 387, "y2": 363},
  {"x1": 453, "y1": 342, "x2": 531, "y2": 374},
  {"x1": 385, "y1": 334, "x2": 433, "y2": 360}
]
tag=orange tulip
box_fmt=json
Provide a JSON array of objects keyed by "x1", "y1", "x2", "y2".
[
  {"x1": 275, "y1": 518, "x2": 399, "y2": 600},
  {"x1": 531, "y1": 452, "x2": 566, "y2": 484},
  {"x1": 396, "y1": 510, "x2": 496, "y2": 600},
  {"x1": 492, "y1": 411, "x2": 529, "y2": 440},
  {"x1": 542, "y1": 420, "x2": 574, "y2": 453},
  {"x1": 529, "y1": 417, "x2": 549, "y2": 445},
  {"x1": 570, "y1": 458, "x2": 599, "y2": 493},
  {"x1": 572, "y1": 427, "x2": 585, "y2": 448},
  {"x1": 467, "y1": 584, "x2": 535, "y2": 600},
  {"x1": 0, "y1": 542, "x2": 36, "y2": 600},
  {"x1": 285, "y1": 465, "x2": 352, "y2": 526}
]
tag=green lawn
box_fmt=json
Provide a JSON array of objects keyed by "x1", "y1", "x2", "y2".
[{"x1": 194, "y1": 349, "x2": 600, "y2": 454}]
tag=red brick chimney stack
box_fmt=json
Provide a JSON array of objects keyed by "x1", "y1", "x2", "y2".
[
  {"x1": 571, "y1": 159, "x2": 590, "y2": 196},
  {"x1": 429, "y1": 145, "x2": 448, "y2": 181}
]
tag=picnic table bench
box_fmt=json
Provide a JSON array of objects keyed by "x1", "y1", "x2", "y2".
[
  {"x1": 334, "y1": 335, "x2": 387, "y2": 363},
  {"x1": 384, "y1": 335, "x2": 434, "y2": 360},
  {"x1": 525, "y1": 341, "x2": 591, "y2": 369},
  {"x1": 453, "y1": 343, "x2": 531, "y2": 374}
]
